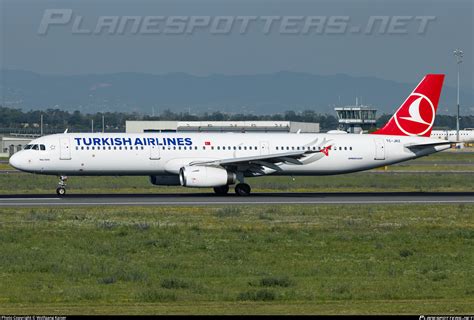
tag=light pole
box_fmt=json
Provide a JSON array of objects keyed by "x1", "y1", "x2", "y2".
[{"x1": 453, "y1": 48, "x2": 463, "y2": 143}]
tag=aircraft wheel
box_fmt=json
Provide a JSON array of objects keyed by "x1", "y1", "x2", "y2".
[
  {"x1": 56, "y1": 187, "x2": 66, "y2": 196},
  {"x1": 213, "y1": 185, "x2": 230, "y2": 195},
  {"x1": 235, "y1": 183, "x2": 251, "y2": 196}
]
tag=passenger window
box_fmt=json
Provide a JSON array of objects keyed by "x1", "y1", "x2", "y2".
[
  {"x1": 238, "y1": 146, "x2": 241, "y2": 150},
  {"x1": 40, "y1": 145, "x2": 46, "y2": 150}
]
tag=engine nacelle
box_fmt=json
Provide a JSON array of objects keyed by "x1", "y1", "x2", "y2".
[
  {"x1": 179, "y1": 166, "x2": 236, "y2": 188},
  {"x1": 149, "y1": 175, "x2": 181, "y2": 186}
]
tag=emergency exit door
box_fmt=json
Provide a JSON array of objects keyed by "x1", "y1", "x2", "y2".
[
  {"x1": 260, "y1": 141, "x2": 270, "y2": 155},
  {"x1": 374, "y1": 138, "x2": 385, "y2": 160},
  {"x1": 150, "y1": 145, "x2": 161, "y2": 160}
]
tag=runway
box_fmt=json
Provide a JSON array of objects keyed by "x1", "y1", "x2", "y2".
[{"x1": 0, "y1": 192, "x2": 473, "y2": 207}]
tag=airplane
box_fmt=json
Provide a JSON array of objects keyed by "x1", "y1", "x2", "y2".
[
  {"x1": 431, "y1": 129, "x2": 474, "y2": 143},
  {"x1": 9, "y1": 74, "x2": 453, "y2": 196}
]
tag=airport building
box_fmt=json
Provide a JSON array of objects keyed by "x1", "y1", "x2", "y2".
[
  {"x1": 335, "y1": 105, "x2": 377, "y2": 134},
  {"x1": 126, "y1": 121, "x2": 320, "y2": 134},
  {"x1": 0, "y1": 136, "x2": 33, "y2": 157}
]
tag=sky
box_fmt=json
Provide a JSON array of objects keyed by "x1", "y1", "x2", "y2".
[{"x1": 0, "y1": 0, "x2": 473, "y2": 90}]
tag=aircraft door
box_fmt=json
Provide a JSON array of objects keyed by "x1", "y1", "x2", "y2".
[
  {"x1": 150, "y1": 145, "x2": 161, "y2": 160},
  {"x1": 260, "y1": 141, "x2": 270, "y2": 155},
  {"x1": 374, "y1": 138, "x2": 385, "y2": 160},
  {"x1": 60, "y1": 137, "x2": 72, "y2": 160}
]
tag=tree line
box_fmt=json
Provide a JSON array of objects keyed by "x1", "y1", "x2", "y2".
[{"x1": 0, "y1": 106, "x2": 472, "y2": 134}]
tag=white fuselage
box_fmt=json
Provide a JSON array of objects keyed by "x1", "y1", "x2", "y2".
[
  {"x1": 431, "y1": 130, "x2": 474, "y2": 143},
  {"x1": 9, "y1": 132, "x2": 449, "y2": 177}
]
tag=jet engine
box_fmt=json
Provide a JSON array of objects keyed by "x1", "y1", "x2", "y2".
[
  {"x1": 179, "y1": 166, "x2": 236, "y2": 187},
  {"x1": 149, "y1": 175, "x2": 181, "y2": 186}
]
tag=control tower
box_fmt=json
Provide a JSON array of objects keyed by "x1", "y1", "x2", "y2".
[{"x1": 335, "y1": 99, "x2": 377, "y2": 134}]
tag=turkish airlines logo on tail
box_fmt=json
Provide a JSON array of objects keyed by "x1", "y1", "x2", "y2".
[{"x1": 394, "y1": 93, "x2": 435, "y2": 136}]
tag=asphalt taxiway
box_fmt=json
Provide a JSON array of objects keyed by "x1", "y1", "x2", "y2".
[{"x1": 0, "y1": 192, "x2": 472, "y2": 207}]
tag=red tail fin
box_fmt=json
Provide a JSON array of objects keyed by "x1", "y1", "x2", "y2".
[{"x1": 372, "y1": 74, "x2": 444, "y2": 137}]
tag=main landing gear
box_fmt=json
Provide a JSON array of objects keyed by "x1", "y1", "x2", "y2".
[
  {"x1": 213, "y1": 185, "x2": 229, "y2": 195},
  {"x1": 213, "y1": 183, "x2": 252, "y2": 196},
  {"x1": 56, "y1": 175, "x2": 67, "y2": 196},
  {"x1": 234, "y1": 183, "x2": 251, "y2": 196}
]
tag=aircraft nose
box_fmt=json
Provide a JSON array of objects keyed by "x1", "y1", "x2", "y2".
[{"x1": 9, "y1": 152, "x2": 24, "y2": 170}]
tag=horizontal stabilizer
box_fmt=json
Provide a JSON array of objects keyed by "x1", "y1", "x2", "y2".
[{"x1": 404, "y1": 141, "x2": 453, "y2": 150}]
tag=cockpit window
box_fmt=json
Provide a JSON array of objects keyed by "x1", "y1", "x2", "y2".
[{"x1": 24, "y1": 144, "x2": 46, "y2": 151}]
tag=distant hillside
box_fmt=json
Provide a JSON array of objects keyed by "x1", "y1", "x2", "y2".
[{"x1": 1, "y1": 69, "x2": 472, "y2": 115}]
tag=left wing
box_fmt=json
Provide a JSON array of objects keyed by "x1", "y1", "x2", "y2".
[{"x1": 190, "y1": 137, "x2": 332, "y2": 173}]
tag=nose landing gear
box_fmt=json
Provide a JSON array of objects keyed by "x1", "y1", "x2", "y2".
[{"x1": 56, "y1": 176, "x2": 68, "y2": 196}]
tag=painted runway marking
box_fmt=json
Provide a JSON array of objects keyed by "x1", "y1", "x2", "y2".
[
  {"x1": 0, "y1": 200, "x2": 473, "y2": 207},
  {"x1": 0, "y1": 198, "x2": 60, "y2": 201}
]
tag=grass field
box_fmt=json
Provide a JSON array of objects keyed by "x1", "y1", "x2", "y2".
[
  {"x1": 0, "y1": 151, "x2": 473, "y2": 314},
  {"x1": 0, "y1": 204, "x2": 472, "y2": 314}
]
